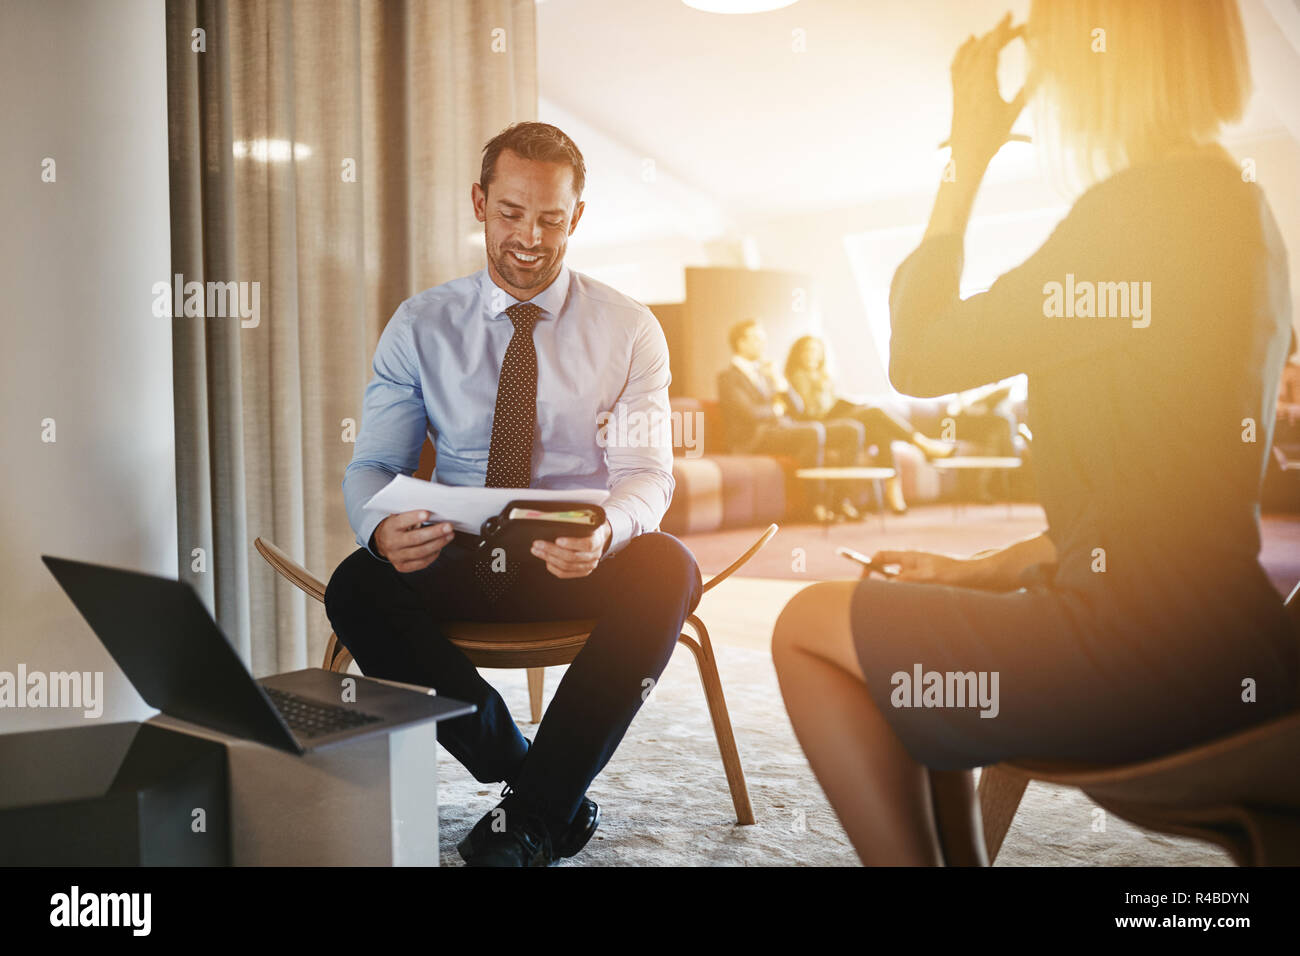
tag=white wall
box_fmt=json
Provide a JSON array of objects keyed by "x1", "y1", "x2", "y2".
[
  {"x1": 0, "y1": 0, "x2": 174, "y2": 731},
  {"x1": 540, "y1": 96, "x2": 729, "y2": 304},
  {"x1": 561, "y1": 235, "x2": 712, "y2": 304}
]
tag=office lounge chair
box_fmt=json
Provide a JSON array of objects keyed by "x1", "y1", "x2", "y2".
[
  {"x1": 254, "y1": 524, "x2": 777, "y2": 826},
  {"x1": 967, "y1": 581, "x2": 1300, "y2": 866}
]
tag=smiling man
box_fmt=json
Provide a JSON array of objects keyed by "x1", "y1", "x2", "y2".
[{"x1": 324, "y1": 122, "x2": 702, "y2": 867}]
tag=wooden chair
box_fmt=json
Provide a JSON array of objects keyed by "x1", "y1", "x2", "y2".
[
  {"x1": 254, "y1": 523, "x2": 778, "y2": 826},
  {"x1": 972, "y1": 581, "x2": 1300, "y2": 865}
]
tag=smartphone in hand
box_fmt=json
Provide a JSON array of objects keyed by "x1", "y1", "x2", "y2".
[{"x1": 837, "y1": 547, "x2": 900, "y2": 577}]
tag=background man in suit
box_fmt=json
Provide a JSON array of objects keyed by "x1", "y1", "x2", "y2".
[
  {"x1": 324, "y1": 122, "x2": 702, "y2": 867},
  {"x1": 717, "y1": 319, "x2": 864, "y2": 521}
]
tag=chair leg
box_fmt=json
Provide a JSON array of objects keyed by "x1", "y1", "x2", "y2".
[
  {"x1": 526, "y1": 667, "x2": 545, "y2": 724},
  {"x1": 1236, "y1": 808, "x2": 1300, "y2": 865},
  {"x1": 323, "y1": 632, "x2": 354, "y2": 674},
  {"x1": 678, "y1": 614, "x2": 755, "y2": 825},
  {"x1": 977, "y1": 764, "x2": 1029, "y2": 863}
]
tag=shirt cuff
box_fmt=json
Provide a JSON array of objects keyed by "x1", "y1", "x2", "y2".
[
  {"x1": 358, "y1": 511, "x2": 390, "y2": 562},
  {"x1": 602, "y1": 505, "x2": 636, "y2": 559}
]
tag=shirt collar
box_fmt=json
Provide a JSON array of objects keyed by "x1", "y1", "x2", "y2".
[
  {"x1": 481, "y1": 263, "x2": 571, "y2": 321},
  {"x1": 732, "y1": 355, "x2": 773, "y2": 392}
]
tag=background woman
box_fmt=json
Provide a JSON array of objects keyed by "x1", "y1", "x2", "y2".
[
  {"x1": 785, "y1": 335, "x2": 955, "y2": 513},
  {"x1": 773, "y1": 2, "x2": 1299, "y2": 865}
]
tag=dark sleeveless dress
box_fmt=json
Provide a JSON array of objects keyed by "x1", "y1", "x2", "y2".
[{"x1": 851, "y1": 149, "x2": 1300, "y2": 769}]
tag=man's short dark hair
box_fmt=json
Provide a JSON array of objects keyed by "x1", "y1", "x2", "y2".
[
  {"x1": 480, "y1": 122, "x2": 586, "y2": 200},
  {"x1": 728, "y1": 319, "x2": 760, "y2": 353}
]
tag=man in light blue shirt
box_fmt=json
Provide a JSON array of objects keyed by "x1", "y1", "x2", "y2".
[
  {"x1": 324, "y1": 122, "x2": 702, "y2": 867},
  {"x1": 341, "y1": 257, "x2": 675, "y2": 562}
]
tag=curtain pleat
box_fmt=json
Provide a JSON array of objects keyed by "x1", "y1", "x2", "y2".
[{"x1": 166, "y1": 0, "x2": 538, "y2": 675}]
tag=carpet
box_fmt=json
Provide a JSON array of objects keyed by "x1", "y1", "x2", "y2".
[{"x1": 436, "y1": 598, "x2": 1231, "y2": 866}]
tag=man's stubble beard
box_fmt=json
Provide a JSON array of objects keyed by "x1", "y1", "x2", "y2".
[{"x1": 491, "y1": 241, "x2": 564, "y2": 294}]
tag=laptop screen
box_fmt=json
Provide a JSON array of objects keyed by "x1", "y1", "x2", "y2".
[{"x1": 41, "y1": 556, "x2": 298, "y2": 752}]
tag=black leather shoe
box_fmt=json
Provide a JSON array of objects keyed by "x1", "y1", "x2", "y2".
[
  {"x1": 465, "y1": 815, "x2": 554, "y2": 867},
  {"x1": 555, "y1": 796, "x2": 601, "y2": 857},
  {"x1": 457, "y1": 795, "x2": 600, "y2": 864}
]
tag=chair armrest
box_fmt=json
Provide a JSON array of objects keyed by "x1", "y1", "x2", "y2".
[
  {"x1": 701, "y1": 523, "x2": 779, "y2": 595},
  {"x1": 254, "y1": 537, "x2": 327, "y2": 605}
]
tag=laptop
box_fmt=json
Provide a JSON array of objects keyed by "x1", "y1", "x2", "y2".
[{"x1": 42, "y1": 555, "x2": 475, "y2": 754}]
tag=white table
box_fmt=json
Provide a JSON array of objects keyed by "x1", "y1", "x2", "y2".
[
  {"x1": 930, "y1": 456, "x2": 1023, "y2": 518},
  {"x1": 795, "y1": 466, "x2": 897, "y2": 530},
  {"x1": 148, "y1": 712, "x2": 443, "y2": 866}
]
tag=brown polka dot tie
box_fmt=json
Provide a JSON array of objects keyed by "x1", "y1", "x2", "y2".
[{"x1": 475, "y1": 301, "x2": 540, "y2": 600}]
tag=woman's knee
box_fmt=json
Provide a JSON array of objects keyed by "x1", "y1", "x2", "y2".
[
  {"x1": 857, "y1": 406, "x2": 890, "y2": 428},
  {"x1": 835, "y1": 418, "x2": 866, "y2": 441},
  {"x1": 833, "y1": 419, "x2": 866, "y2": 457},
  {"x1": 772, "y1": 580, "x2": 858, "y2": 671}
]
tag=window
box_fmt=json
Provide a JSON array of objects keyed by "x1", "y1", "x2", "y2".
[{"x1": 843, "y1": 204, "x2": 1069, "y2": 402}]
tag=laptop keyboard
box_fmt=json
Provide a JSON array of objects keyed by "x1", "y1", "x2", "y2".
[{"x1": 263, "y1": 686, "x2": 385, "y2": 738}]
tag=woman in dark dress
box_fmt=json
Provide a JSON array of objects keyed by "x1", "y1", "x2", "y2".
[
  {"x1": 773, "y1": 2, "x2": 1299, "y2": 865},
  {"x1": 784, "y1": 335, "x2": 955, "y2": 513}
]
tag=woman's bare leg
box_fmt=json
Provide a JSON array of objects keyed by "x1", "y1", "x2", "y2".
[
  {"x1": 928, "y1": 769, "x2": 989, "y2": 866},
  {"x1": 772, "y1": 580, "x2": 945, "y2": 864}
]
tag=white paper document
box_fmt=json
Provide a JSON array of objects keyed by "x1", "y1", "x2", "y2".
[{"x1": 362, "y1": 475, "x2": 610, "y2": 534}]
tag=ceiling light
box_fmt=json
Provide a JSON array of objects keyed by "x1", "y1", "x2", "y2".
[{"x1": 682, "y1": 0, "x2": 800, "y2": 13}]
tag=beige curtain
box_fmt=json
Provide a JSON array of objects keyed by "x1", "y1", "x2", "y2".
[{"x1": 165, "y1": 0, "x2": 538, "y2": 676}]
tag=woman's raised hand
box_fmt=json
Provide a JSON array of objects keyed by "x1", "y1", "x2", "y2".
[{"x1": 946, "y1": 13, "x2": 1029, "y2": 172}]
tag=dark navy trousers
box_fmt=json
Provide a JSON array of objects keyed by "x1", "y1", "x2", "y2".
[{"x1": 324, "y1": 531, "x2": 702, "y2": 827}]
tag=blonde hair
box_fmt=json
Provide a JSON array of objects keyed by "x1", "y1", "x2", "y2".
[
  {"x1": 1026, "y1": 0, "x2": 1251, "y2": 188},
  {"x1": 784, "y1": 335, "x2": 828, "y2": 383}
]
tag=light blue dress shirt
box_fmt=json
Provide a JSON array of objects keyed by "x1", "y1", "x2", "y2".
[{"x1": 343, "y1": 264, "x2": 675, "y2": 561}]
